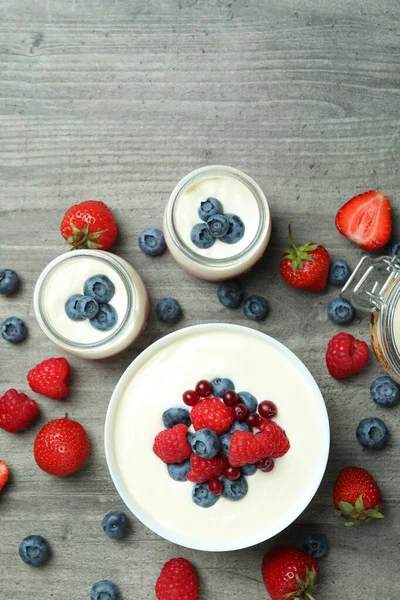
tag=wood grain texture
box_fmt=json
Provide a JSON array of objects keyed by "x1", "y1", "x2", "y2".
[{"x1": 1, "y1": 0, "x2": 400, "y2": 597}]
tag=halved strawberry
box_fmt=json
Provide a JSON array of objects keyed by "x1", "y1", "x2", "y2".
[
  {"x1": 335, "y1": 190, "x2": 392, "y2": 252},
  {"x1": 0, "y1": 460, "x2": 9, "y2": 490}
]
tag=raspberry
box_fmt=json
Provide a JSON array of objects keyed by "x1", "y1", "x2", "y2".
[
  {"x1": 153, "y1": 424, "x2": 191, "y2": 464},
  {"x1": 155, "y1": 557, "x2": 199, "y2": 600},
  {"x1": 228, "y1": 422, "x2": 290, "y2": 467},
  {"x1": 191, "y1": 397, "x2": 233, "y2": 435},
  {"x1": 27, "y1": 357, "x2": 71, "y2": 400},
  {"x1": 326, "y1": 332, "x2": 369, "y2": 379},
  {"x1": 0, "y1": 389, "x2": 39, "y2": 433},
  {"x1": 187, "y1": 453, "x2": 228, "y2": 483}
]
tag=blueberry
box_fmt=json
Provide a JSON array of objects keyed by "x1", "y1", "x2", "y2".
[
  {"x1": 198, "y1": 197, "x2": 223, "y2": 221},
  {"x1": 370, "y1": 376, "x2": 400, "y2": 407},
  {"x1": 84, "y1": 274, "x2": 115, "y2": 304},
  {"x1": 19, "y1": 535, "x2": 50, "y2": 566},
  {"x1": 162, "y1": 407, "x2": 191, "y2": 429},
  {"x1": 0, "y1": 269, "x2": 18, "y2": 295},
  {"x1": 191, "y1": 223, "x2": 215, "y2": 249},
  {"x1": 91, "y1": 580, "x2": 119, "y2": 600},
  {"x1": 328, "y1": 259, "x2": 351, "y2": 286},
  {"x1": 327, "y1": 298, "x2": 354, "y2": 325},
  {"x1": 229, "y1": 420, "x2": 252, "y2": 434},
  {"x1": 207, "y1": 214, "x2": 229, "y2": 238},
  {"x1": 1, "y1": 317, "x2": 27, "y2": 343},
  {"x1": 102, "y1": 511, "x2": 129, "y2": 539},
  {"x1": 190, "y1": 428, "x2": 220, "y2": 459},
  {"x1": 237, "y1": 391, "x2": 258, "y2": 414},
  {"x1": 76, "y1": 295, "x2": 99, "y2": 319},
  {"x1": 192, "y1": 483, "x2": 219, "y2": 508},
  {"x1": 220, "y1": 214, "x2": 245, "y2": 244},
  {"x1": 211, "y1": 377, "x2": 235, "y2": 397},
  {"x1": 90, "y1": 303, "x2": 118, "y2": 331},
  {"x1": 167, "y1": 459, "x2": 191, "y2": 482},
  {"x1": 217, "y1": 280, "x2": 244, "y2": 308},
  {"x1": 220, "y1": 433, "x2": 231, "y2": 457},
  {"x1": 156, "y1": 297, "x2": 182, "y2": 324},
  {"x1": 242, "y1": 295, "x2": 269, "y2": 321},
  {"x1": 65, "y1": 294, "x2": 85, "y2": 321},
  {"x1": 221, "y1": 475, "x2": 248, "y2": 501},
  {"x1": 356, "y1": 417, "x2": 389, "y2": 449},
  {"x1": 389, "y1": 242, "x2": 400, "y2": 259},
  {"x1": 138, "y1": 227, "x2": 166, "y2": 256},
  {"x1": 241, "y1": 463, "x2": 257, "y2": 476},
  {"x1": 302, "y1": 532, "x2": 328, "y2": 559}
]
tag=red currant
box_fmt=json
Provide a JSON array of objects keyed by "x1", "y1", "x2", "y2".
[
  {"x1": 208, "y1": 478, "x2": 223, "y2": 495},
  {"x1": 195, "y1": 380, "x2": 213, "y2": 397},
  {"x1": 256, "y1": 457, "x2": 274, "y2": 472},
  {"x1": 224, "y1": 466, "x2": 241, "y2": 481},
  {"x1": 246, "y1": 412, "x2": 261, "y2": 427},
  {"x1": 258, "y1": 400, "x2": 277, "y2": 419},
  {"x1": 182, "y1": 390, "x2": 200, "y2": 407},
  {"x1": 222, "y1": 390, "x2": 239, "y2": 407},
  {"x1": 258, "y1": 419, "x2": 269, "y2": 432},
  {"x1": 232, "y1": 403, "x2": 248, "y2": 421}
]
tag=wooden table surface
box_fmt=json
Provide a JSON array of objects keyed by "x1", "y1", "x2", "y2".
[{"x1": 1, "y1": 0, "x2": 400, "y2": 598}]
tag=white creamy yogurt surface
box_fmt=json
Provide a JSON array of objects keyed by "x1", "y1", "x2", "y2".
[{"x1": 109, "y1": 326, "x2": 329, "y2": 550}]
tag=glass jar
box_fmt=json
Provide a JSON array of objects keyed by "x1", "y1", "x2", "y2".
[
  {"x1": 163, "y1": 165, "x2": 271, "y2": 281},
  {"x1": 341, "y1": 254, "x2": 400, "y2": 382},
  {"x1": 34, "y1": 250, "x2": 149, "y2": 359}
]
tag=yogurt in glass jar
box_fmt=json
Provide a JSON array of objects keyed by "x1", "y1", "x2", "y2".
[
  {"x1": 34, "y1": 250, "x2": 149, "y2": 359},
  {"x1": 164, "y1": 166, "x2": 271, "y2": 280}
]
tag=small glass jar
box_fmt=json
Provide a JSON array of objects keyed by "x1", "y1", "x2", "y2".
[
  {"x1": 341, "y1": 255, "x2": 400, "y2": 382},
  {"x1": 164, "y1": 165, "x2": 271, "y2": 281},
  {"x1": 34, "y1": 250, "x2": 149, "y2": 359}
]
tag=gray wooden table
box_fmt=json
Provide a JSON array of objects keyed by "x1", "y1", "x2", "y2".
[{"x1": 1, "y1": 0, "x2": 400, "y2": 598}]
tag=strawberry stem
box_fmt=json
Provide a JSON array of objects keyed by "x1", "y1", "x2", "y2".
[
  {"x1": 288, "y1": 224, "x2": 299, "y2": 254},
  {"x1": 305, "y1": 594, "x2": 315, "y2": 600}
]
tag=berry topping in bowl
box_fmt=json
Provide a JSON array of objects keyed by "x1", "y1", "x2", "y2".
[
  {"x1": 84, "y1": 274, "x2": 115, "y2": 304},
  {"x1": 207, "y1": 214, "x2": 229, "y2": 238},
  {"x1": 258, "y1": 400, "x2": 277, "y2": 419},
  {"x1": 222, "y1": 389, "x2": 239, "y2": 406},
  {"x1": 220, "y1": 214, "x2": 245, "y2": 244},
  {"x1": 256, "y1": 457, "x2": 274, "y2": 472},
  {"x1": 190, "y1": 428, "x2": 220, "y2": 459},
  {"x1": 65, "y1": 294, "x2": 85, "y2": 321},
  {"x1": 195, "y1": 379, "x2": 213, "y2": 397},
  {"x1": 192, "y1": 482, "x2": 219, "y2": 508},
  {"x1": 238, "y1": 391, "x2": 258, "y2": 413},
  {"x1": 167, "y1": 459, "x2": 191, "y2": 482},
  {"x1": 76, "y1": 295, "x2": 99, "y2": 319},
  {"x1": 90, "y1": 303, "x2": 118, "y2": 331},
  {"x1": 163, "y1": 407, "x2": 191, "y2": 429},
  {"x1": 221, "y1": 475, "x2": 248, "y2": 501},
  {"x1": 211, "y1": 377, "x2": 235, "y2": 397},
  {"x1": 190, "y1": 223, "x2": 216, "y2": 249},
  {"x1": 182, "y1": 389, "x2": 200, "y2": 406},
  {"x1": 198, "y1": 197, "x2": 223, "y2": 221}
]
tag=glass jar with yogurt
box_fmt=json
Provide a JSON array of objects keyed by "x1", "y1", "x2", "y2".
[
  {"x1": 164, "y1": 166, "x2": 271, "y2": 280},
  {"x1": 341, "y1": 254, "x2": 400, "y2": 382},
  {"x1": 34, "y1": 250, "x2": 149, "y2": 359}
]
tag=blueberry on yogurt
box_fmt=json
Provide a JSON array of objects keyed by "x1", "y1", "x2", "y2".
[
  {"x1": 65, "y1": 294, "x2": 85, "y2": 321},
  {"x1": 237, "y1": 391, "x2": 258, "y2": 414},
  {"x1": 211, "y1": 377, "x2": 235, "y2": 397},
  {"x1": 207, "y1": 214, "x2": 229, "y2": 238},
  {"x1": 167, "y1": 459, "x2": 191, "y2": 482},
  {"x1": 76, "y1": 295, "x2": 99, "y2": 320},
  {"x1": 84, "y1": 274, "x2": 115, "y2": 304},
  {"x1": 162, "y1": 407, "x2": 191, "y2": 429},
  {"x1": 198, "y1": 197, "x2": 223, "y2": 221},
  {"x1": 221, "y1": 475, "x2": 248, "y2": 501},
  {"x1": 90, "y1": 303, "x2": 117, "y2": 331},
  {"x1": 191, "y1": 223, "x2": 215, "y2": 249},
  {"x1": 192, "y1": 483, "x2": 219, "y2": 508},
  {"x1": 190, "y1": 428, "x2": 220, "y2": 459},
  {"x1": 220, "y1": 214, "x2": 245, "y2": 244}
]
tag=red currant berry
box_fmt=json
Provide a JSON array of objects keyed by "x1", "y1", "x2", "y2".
[
  {"x1": 182, "y1": 390, "x2": 200, "y2": 406},
  {"x1": 246, "y1": 412, "x2": 261, "y2": 427},
  {"x1": 256, "y1": 457, "x2": 274, "y2": 472},
  {"x1": 224, "y1": 466, "x2": 241, "y2": 481},
  {"x1": 195, "y1": 379, "x2": 213, "y2": 397},
  {"x1": 258, "y1": 419, "x2": 269, "y2": 432},
  {"x1": 232, "y1": 403, "x2": 248, "y2": 421},
  {"x1": 258, "y1": 400, "x2": 277, "y2": 419},
  {"x1": 222, "y1": 389, "x2": 239, "y2": 407},
  {"x1": 208, "y1": 478, "x2": 223, "y2": 495}
]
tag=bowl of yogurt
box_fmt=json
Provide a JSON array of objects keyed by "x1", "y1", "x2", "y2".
[
  {"x1": 34, "y1": 250, "x2": 149, "y2": 359},
  {"x1": 105, "y1": 324, "x2": 329, "y2": 551},
  {"x1": 164, "y1": 166, "x2": 271, "y2": 281}
]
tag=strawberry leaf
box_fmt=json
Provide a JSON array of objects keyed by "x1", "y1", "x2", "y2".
[
  {"x1": 355, "y1": 495, "x2": 365, "y2": 512},
  {"x1": 339, "y1": 501, "x2": 355, "y2": 514}
]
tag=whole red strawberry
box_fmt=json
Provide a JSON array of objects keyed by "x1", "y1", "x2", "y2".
[
  {"x1": 186, "y1": 453, "x2": 228, "y2": 483},
  {"x1": 191, "y1": 397, "x2": 233, "y2": 435},
  {"x1": 335, "y1": 190, "x2": 392, "y2": 252},
  {"x1": 0, "y1": 389, "x2": 39, "y2": 432},
  {"x1": 262, "y1": 545, "x2": 320, "y2": 600},
  {"x1": 27, "y1": 357, "x2": 71, "y2": 400},
  {"x1": 0, "y1": 460, "x2": 9, "y2": 490},
  {"x1": 280, "y1": 226, "x2": 330, "y2": 292},
  {"x1": 334, "y1": 466, "x2": 383, "y2": 526},
  {"x1": 229, "y1": 422, "x2": 290, "y2": 467},
  {"x1": 34, "y1": 417, "x2": 90, "y2": 476},
  {"x1": 326, "y1": 332, "x2": 369, "y2": 379},
  {"x1": 153, "y1": 424, "x2": 191, "y2": 464},
  {"x1": 60, "y1": 200, "x2": 117, "y2": 250},
  {"x1": 155, "y1": 557, "x2": 199, "y2": 600}
]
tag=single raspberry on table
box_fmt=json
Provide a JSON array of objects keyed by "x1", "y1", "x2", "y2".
[
  {"x1": 27, "y1": 357, "x2": 71, "y2": 400},
  {"x1": 326, "y1": 332, "x2": 369, "y2": 379},
  {"x1": 0, "y1": 389, "x2": 39, "y2": 433},
  {"x1": 191, "y1": 397, "x2": 233, "y2": 435},
  {"x1": 153, "y1": 424, "x2": 192, "y2": 464},
  {"x1": 155, "y1": 557, "x2": 199, "y2": 600},
  {"x1": 186, "y1": 453, "x2": 228, "y2": 483},
  {"x1": 229, "y1": 422, "x2": 290, "y2": 467}
]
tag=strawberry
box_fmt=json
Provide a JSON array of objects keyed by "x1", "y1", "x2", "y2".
[
  {"x1": 186, "y1": 453, "x2": 228, "y2": 483},
  {"x1": 0, "y1": 389, "x2": 39, "y2": 433},
  {"x1": 60, "y1": 200, "x2": 117, "y2": 250},
  {"x1": 0, "y1": 460, "x2": 9, "y2": 490},
  {"x1": 228, "y1": 422, "x2": 290, "y2": 467},
  {"x1": 34, "y1": 417, "x2": 90, "y2": 476},
  {"x1": 153, "y1": 424, "x2": 191, "y2": 464},
  {"x1": 191, "y1": 397, "x2": 233, "y2": 435},
  {"x1": 280, "y1": 226, "x2": 330, "y2": 292},
  {"x1": 155, "y1": 557, "x2": 199, "y2": 600},
  {"x1": 326, "y1": 332, "x2": 369, "y2": 379},
  {"x1": 335, "y1": 190, "x2": 392, "y2": 252},
  {"x1": 334, "y1": 466, "x2": 383, "y2": 526},
  {"x1": 27, "y1": 357, "x2": 71, "y2": 400},
  {"x1": 262, "y1": 545, "x2": 320, "y2": 600}
]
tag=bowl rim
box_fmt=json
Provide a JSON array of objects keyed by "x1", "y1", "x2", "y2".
[{"x1": 104, "y1": 323, "x2": 330, "y2": 552}]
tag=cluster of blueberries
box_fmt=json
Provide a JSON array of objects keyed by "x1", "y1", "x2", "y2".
[
  {"x1": 65, "y1": 274, "x2": 118, "y2": 331},
  {"x1": 0, "y1": 268, "x2": 27, "y2": 343},
  {"x1": 191, "y1": 197, "x2": 245, "y2": 249}
]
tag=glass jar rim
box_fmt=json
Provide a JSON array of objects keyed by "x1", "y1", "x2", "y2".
[{"x1": 379, "y1": 280, "x2": 400, "y2": 375}]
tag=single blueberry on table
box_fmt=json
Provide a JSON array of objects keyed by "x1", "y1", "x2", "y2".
[
  {"x1": 190, "y1": 428, "x2": 220, "y2": 459},
  {"x1": 138, "y1": 227, "x2": 166, "y2": 256},
  {"x1": 162, "y1": 407, "x2": 191, "y2": 429},
  {"x1": 211, "y1": 377, "x2": 235, "y2": 397},
  {"x1": 76, "y1": 295, "x2": 99, "y2": 319},
  {"x1": 90, "y1": 303, "x2": 117, "y2": 331},
  {"x1": 242, "y1": 295, "x2": 269, "y2": 321},
  {"x1": 19, "y1": 535, "x2": 50, "y2": 566},
  {"x1": 1, "y1": 317, "x2": 27, "y2": 343},
  {"x1": 84, "y1": 274, "x2": 115, "y2": 304},
  {"x1": 221, "y1": 475, "x2": 248, "y2": 501},
  {"x1": 192, "y1": 482, "x2": 219, "y2": 508},
  {"x1": 327, "y1": 297, "x2": 354, "y2": 325},
  {"x1": 241, "y1": 463, "x2": 257, "y2": 476},
  {"x1": 238, "y1": 391, "x2": 258, "y2": 414},
  {"x1": 167, "y1": 459, "x2": 191, "y2": 482},
  {"x1": 198, "y1": 197, "x2": 223, "y2": 221},
  {"x1": 389, "y1": 242, "x2": 400, "y2": 259},
  {"x1": 229, "y1": 420, "x2": 251, "y2": 435},
  {"x1": 91, "y1": 580, "x2": 119, "y2": 600},
  {"x1": 220, "y1": 214, "x2": 245, "y2": 244},
  {"x1": 191, "y1": 222, "x2": 215, "y2": 249},
  {"x1": 217, "y1": 280, "x2": 244, "y2": 309},
  {"x1": 370, "y1": 376, "x2": 400, "y2": 407},
  {"x1": 156, "y1": 297, "x2": 182, "y2": 324},
  {"x1": 65, "y1": 294, "x2": 85, "y2": 321},
  {"x1": 302, "y1": 532, "x2": 328, "y2": 559},
  {"x1": 102, "y1": 511, "x2": 129, "y2": 539},
  {"x1": 220, "y1": 433, "x2": 231, "y2": 457},
  {"x1": 0, "y1": 269, "x2": 18, "y2": 295},
  {"x1": 207, "y1": 214, "x2": 229, "y2": 238},
  {"x1": 356, "y1": 417, "x2": 389, "y2": 450},
  {"x1": 328, "y1": 259, "x2": 351, "y2": 286}
]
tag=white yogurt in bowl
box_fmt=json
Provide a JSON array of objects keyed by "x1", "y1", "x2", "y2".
[
  {"x1": 164, "y1": 166, "x2": 271, "y2": 280},
  {"x1": 105, "y1": 324, "x2": 329, "y2": 551},
  {"x1": 34, "y1": 250, "x2": 149, "y2": 359}
]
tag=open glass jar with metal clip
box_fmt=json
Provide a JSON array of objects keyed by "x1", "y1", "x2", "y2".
[{"x1": 341, "y1": 254, "x2": 400, "y2": 383}]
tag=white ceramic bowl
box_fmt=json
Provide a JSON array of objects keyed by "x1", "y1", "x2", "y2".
[{"x1": 105, "y1": 324, "x2": 330, "y2": 552}]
